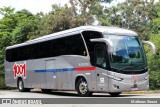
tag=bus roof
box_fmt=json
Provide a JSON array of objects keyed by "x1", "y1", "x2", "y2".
[{"x1": 6, "y1": 26, "x2": 137, "y2": 49}]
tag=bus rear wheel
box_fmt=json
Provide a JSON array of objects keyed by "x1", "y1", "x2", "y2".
[
  {"x1": 17, "y1": 79, "x2": 30, "y2": 92},
  {"x1": 109, "y1": 92, "x2": 121, "y2": 97},
  {"x1": 76, "y1": 79, "x2": 92, "y2": 97}
]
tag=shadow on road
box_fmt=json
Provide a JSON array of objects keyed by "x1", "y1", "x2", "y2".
[{"x1": 30, "y1": 90, "x2": 142, "y2": 97}]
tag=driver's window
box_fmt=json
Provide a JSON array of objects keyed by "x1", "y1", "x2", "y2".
[{"x1": 95, "y1": 44, "x2": 107, "y2": 69}]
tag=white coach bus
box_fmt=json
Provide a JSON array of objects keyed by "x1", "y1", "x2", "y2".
[{"x1": 5, "y1": 26, "x2": 155, "y2": 97}]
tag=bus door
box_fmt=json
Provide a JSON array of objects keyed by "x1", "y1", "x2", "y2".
[
  {"x1": 45, "y1": 59, "x2": 57, "y2": 89},
  {"x1": 94, "y1": 43, "x2": 109, "y2": 92}
]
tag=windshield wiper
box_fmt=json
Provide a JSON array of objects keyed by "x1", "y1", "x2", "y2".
[
  {"x1": 117, "y1": 64, "x2": 146, "y2": 72},
  {"x1": 117, "y1": 66, "x2": 132, "y2": 72}
]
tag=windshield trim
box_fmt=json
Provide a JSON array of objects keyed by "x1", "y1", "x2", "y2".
[{"x1": 103, "y1": 34, "x2": 147, "y2": 72}]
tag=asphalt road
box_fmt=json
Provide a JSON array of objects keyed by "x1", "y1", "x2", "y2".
[
  {"x1": 0, "y1": 89, "x2": 160, "y2": 107},
  {"x1": 0, "y1": 89, "x2": 160, "y2": 98}
]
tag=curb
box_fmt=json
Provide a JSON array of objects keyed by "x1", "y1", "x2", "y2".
[{"x1": 123, "y1": 90, "x2": 160, "y2": 94}]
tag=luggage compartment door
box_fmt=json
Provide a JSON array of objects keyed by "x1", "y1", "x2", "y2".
[{"x1": 45, "y1": 59, "x2": 57, "y2": 89}]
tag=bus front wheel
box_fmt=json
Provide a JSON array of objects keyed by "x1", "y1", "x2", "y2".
[
  {"x1": 76, "y1": 79, "x2": 92, "y2": 97},
  {"x1": 109, "y1": 92, "x2": 121, "y2": 97},
  {"x1": 17, "y1": 79, "x2": 30, "y2": 92}
]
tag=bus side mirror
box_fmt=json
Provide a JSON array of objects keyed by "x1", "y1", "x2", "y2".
[
  {"x1": 142, "y1": 40, "x2": 156, "y2": 54},
  {"x1": 90, "y1": 38, "x2": 114, "y2": 53}
]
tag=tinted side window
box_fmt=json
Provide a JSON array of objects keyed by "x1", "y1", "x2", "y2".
[
  {"x1": 82, "y1": 31, "x2": 103, "y2": 65},
  {"x1": 52, "y1": 34, "x2": 87, "y2": 57},
  {"x1": 82, "y1": 31, "x2": 103, "y2": 52},
  {"x1": 6, "y1": 34, "x2": 87, "y2": 62},
  {"x1": 27, "y1": 44, "x2": 38, "y2": 60},
  {"x1": 6, "y1": 48, "x2": 19, "y2": 62},
  {"x1": 38, "y1": 41, "x2": 52, "y2": 58},
  {"x1": 17, "y1": 46, "x2": 26, "y2": 61},
  {"x1": 66, "y1": 34, "x2": 87, "y2": 56},
  {"x1": 52, "y1": 37, "x2": 66, "y2": 57},
  {"x1": 12, "y1": 48, "x2": 18, "y2": 61},
  {"x1": 6, "y1": 49, "x2": 12, "y2": 62},
  {"x1": 6, "y1": 41, "x2": 51, "y2": 61}
]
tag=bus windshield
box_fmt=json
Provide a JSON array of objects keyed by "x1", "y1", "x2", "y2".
[{"x1": 104, "y1": 34, "x2": 147, "y2": 70}]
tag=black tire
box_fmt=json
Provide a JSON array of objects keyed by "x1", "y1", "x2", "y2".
[
  {"x1": 109, "y1": 92, "x2": 121, "y2": 97},
  {"x1": 76, "y1": 79, "x2": 93, "y2": 97},
  {"x1": 41, "y1": 89, "x2": 52, "y2": 93},
  {"x1": 17, "y1": 79, "x2": 30, "y2": 92}
]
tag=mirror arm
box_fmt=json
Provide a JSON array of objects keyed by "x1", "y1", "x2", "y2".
[
  {"x1": 90, "y1": 38, "x2": 114, "y2": 53},
  {"x1": 142, "y1": 40, "x2": 156, "y2": 54}
]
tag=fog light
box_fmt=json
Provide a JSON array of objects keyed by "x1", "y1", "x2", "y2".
[{"x1": 113, "y1": 84, "x2": 120, "y2": 89}]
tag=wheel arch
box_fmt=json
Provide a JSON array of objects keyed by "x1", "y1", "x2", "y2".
[
  {"x1": 75, "y1": 75, "x2": 87, "y2": 90},
  {"x1": 17, "y1": 77, "x2": 22, "y2": 87}
]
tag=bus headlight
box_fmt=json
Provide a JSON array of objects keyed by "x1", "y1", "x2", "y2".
[
  {"x1": 111, "y1": 76, "x2": 123, "y2": 81},
  {"x1": 102, "y1": 73, "x2": 123, "y2": 81},
  {"x1": 144, "y1": 75, "x2": 149, "y2": 80}
]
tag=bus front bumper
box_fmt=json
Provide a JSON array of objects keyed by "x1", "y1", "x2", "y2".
[{"x1": 108, "y1": 79, "x2": 149, "y2": 92}]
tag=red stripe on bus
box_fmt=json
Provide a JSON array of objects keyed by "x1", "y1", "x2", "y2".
[{"x1": 75, "y1": 67, "x2": 96, "y2": 71}]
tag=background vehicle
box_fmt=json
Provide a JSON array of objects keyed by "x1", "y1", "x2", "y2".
[{"x1": 5, "y1": 26, "x2": 155, "y2": 97}]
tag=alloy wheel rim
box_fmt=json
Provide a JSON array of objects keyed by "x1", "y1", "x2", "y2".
[
  {"x1": 19, "y1": 80, "x2": 23, "y2": 90},
  {"x1": 79, "y1": 81, "x2": 88, "y2": 94}
]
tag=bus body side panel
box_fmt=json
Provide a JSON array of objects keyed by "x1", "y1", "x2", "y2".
[
  {"x1": 34, "y1": 55, "x2": 94, "y2": 91},
  {"x1": 24, "y1": 60, "x2": 36, "y2": 88},
  {"x1": 33, "y1": 59, "x2": 46, "y2": 89},
  {"x1": 55, "y1": 56, "x2": 72, "y2": 90},
  {"x1": 4, "y1": 55, "x2": 94, "y2": 91},
  {"x1": 4, "y1": 60, "x2": 35, "y2": 88},
  {"x1": 5, "y1": 61, "x2": 17, "y2": 87},
  {"x1": 95, "y1": 67, "x2": 109, "y2": 92},
  {"x1": 54, "y1": 56, "x2": 93, "y2": 91},
  {"x1": 65, "y1": 56, "x2": 94, "y2": 91},
  {"x1": 28, "y1": 58, "x2": 56, "y2": 89},
  {"x1": 45, "y1": 59, "x2": 57, "y2": 89},
  {"x1": 90, "y1": 67, "x2": 97, "y2": 92}
]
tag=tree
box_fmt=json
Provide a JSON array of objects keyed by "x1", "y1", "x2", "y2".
[
  {"x1": 69, "y1": 0, "x2": 113, "y2": 26},
  {"x1": 145, "y1": 34, "x2": 160, "y2": 90},
  {"x1": 0, "y1": 6, "x2": 15, "y2": 17},
  {"x1": 0, "y1": 7, "x2": 39, "y2": 75},
  {"x1": 147, "y1": 1, "x2": 160, "y2": 90},
  {"x1": 107, "y1": 0, "x2": 157, "y2": 40},
  {"x1": 35, "y1": 0, "x2": 113, "y2": 38},
  {"x1": 34, "y1": 4, "x2": 76, "y2": 37},
  {"x1": 12, "y1": 9, "x2": 39, "y2": 44},
  {"x1": 0, "y1": 7, "x2": 16, "y2": 74}
]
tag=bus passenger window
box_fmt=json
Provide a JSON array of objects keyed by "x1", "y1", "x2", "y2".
[{"x1": 95, "y1": 44, "x2": 107, "y2": 69}]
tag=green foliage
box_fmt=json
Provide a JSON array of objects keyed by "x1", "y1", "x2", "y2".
[
  {"x1": 107, "y1": 0, "x2": 157, "y2": 40},
  {"x1": 148, "y1": 51, "x2": 160, "y2": 90},
  {"x1": 0, "y1": 7, "x2": 39, "y2": 78},
  {"x1": 35, "y1": 0, "x2": 109, "y2": 37},
  {"x1": 149, "y1": 71, "x2": 160, "y2": 90},
  {"x1": 0, "y1": 6, "x2": 15, "y2": 17},
  {"x1": 146, "y1": 1, "x2": 160, "y2": 89},
  {"x1": 0, "y1": 75, "x2": 5, "y2": 89},
  {"x1": 12, "y1": 9, "x2": 39, "y2": 44}
]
